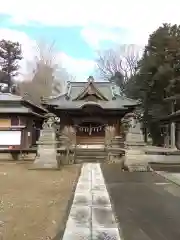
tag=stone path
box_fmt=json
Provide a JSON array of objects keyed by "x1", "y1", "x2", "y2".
[
  {"x1": 150, "y1": 163, "x2": 180, "y2": 185},
  {"x1": 101, "y1": 164, "x2": 180, "y2": 240},
  {"x1": 62, "y1": 163, "x2": 121, "y2": 240},
  {"x1": 155, "y1": 171, "x2": 180, "y2": 185}
]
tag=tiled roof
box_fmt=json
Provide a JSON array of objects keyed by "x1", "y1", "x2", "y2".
[
  {"x1": 0, "y1": 93, "x2": 22, "y2": 101},
  {"x1": 0, "y1": 92, "x2": 47, "y2": 115},
  {"x1": 44, "y1": 81, "x2": 139, "y2": 110}
]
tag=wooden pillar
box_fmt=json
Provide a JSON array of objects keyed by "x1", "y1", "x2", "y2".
[
  {"x1": 71, "y1": 125, "x2": 76, "y2": 146},
  {"x1": 105, "y1": 125, "x2": 115, "y2": 146},
  {"x1": 115, "y1": 119, "x2": 120, "y2": 136},
  {"x1": 170, "y1": 101, "x2": 176, "y2": 149},
  {"x1": 176, "y1": 122, "x2": 180, "y2": 149},
  {"x1": 164, "y1": 124, "x2": 170, "y2": 148},
  {"x1": 170, "y1": 122, "x2": 176, "y2": 148}
]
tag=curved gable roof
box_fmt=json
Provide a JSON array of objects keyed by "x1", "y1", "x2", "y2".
[{"x1": 43, "y1": 77, "x2": 139, "y2": 110}]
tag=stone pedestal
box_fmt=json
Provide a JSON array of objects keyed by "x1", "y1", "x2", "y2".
[
  {"x1": 125, "y1": 148, "x2": 149, "y2": 171},
  {"x1": 125, "y1": 121, "x2": 145, "y2": 147},
  {"x1": 124, "y1": 119, "x2": 149, "y2": 171},
  {"x1": 176, "y1": 123, "x2": 180, "y2": 149},
  {"x1": 33, "y1": 114, "x2": 58, "y2": 169}
]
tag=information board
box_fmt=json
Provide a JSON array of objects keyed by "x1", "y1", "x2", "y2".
[{"x1": 0, "y1": 131, "x2": 21, "y2": 145}]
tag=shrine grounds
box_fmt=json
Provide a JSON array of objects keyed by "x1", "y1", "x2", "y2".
[
  {"x1": 0, "y1": 161, "x2": 81, "y2": 240},
  {"x1": 2, "y1": 157, "x2": 180, "y2": 240}
]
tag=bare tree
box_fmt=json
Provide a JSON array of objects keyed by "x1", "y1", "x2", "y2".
[
  {"x1": 96, "y1": 44, "x2": 142, "y2": 89},
  {"x1": 17, "y1": 41, "x2": 72, "y2": 104}
]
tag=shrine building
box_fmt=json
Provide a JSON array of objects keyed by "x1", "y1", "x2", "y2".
[
  {"x1": 43, "y1": 76, "x2": 138, "y2": 146},
  {"x1": 0, "y1": 92, "x2": 47, "y2": 159}
]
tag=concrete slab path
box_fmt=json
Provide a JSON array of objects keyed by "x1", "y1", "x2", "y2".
[
  {"x1": 101, "y1": 164, "x2": 180, "y2": 240},
  {"x1": 62, "y1": 163, "x2": 121, "y2": 240},
  {"x1": 155, "y1": 171, "x2": 180, "y2": 186}
]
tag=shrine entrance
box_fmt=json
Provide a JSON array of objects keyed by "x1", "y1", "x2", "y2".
[{"x1": 76, "y1": 121, "x2": 105, "y2": 145}]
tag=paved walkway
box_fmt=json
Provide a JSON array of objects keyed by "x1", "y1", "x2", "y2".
[
  {"x1": 155, "y1": 171, "x2": 180, "y2": 186},
  {"x1": 150, "y1": 163, "x2": 180, "y2": 185},
  {"x1": 62, "y1": 163, "x2": 180, "y2": 239},
  {"x1": 101, "y1": 164, "x2": 180, "y2": 240},
  {"x1": 144, "y1": 146, "x2": 178, "y2": 152},
  {"x1": 62, "y1": 163, "x2": 121, "y2": 240}
]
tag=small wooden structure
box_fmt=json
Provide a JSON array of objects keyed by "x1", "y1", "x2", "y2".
[
  {"x1": 0, "y1": 92, "x2": 47, "y2": 159},
  {"x1": 159, "y1": 110, "x2": 180, "y2": 149},
  {"x1": 156, "y1": 95, "x2": 180, "y2": 149}
]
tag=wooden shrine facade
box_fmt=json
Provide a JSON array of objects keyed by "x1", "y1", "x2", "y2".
[{"x1": 43, "y1": 76, "x2": 138, "y2": 145}]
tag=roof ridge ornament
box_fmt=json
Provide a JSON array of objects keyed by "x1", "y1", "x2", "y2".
[
  {"x1": 111, "y1": 85, "x2": 116, "y2": 100},
  {"x1": 65, "y1": 81, "x2": 71, "y2": 100},
  {"x1": 87, "y1": 76, "x2": 94, "y2": 83}
]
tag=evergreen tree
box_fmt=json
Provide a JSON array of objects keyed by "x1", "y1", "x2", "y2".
[
  {"x1": 128, "y1": 23, "x2": 180, "y2": 144},
  {"x1": 0, "y1": 39, "x2": 22, "y2": 91}
]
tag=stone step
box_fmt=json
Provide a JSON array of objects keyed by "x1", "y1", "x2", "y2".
[
  {"x1": 76, "y1": 157, "x2": 106, "y2": 163},
  {"x1": 75, "y1": 147, "x2": 107, "y2": 163},
  {"x1": 76, "y1": 148, "x2": 105, "y2": 151},
  {"x1": 76, "y1": 152, "x2": 106, "y2": 156},
  {"x1": 76, "y1": 157, "x2": 106, "y2": 160},
  {"x1": 76, "y1": 155, "x2": 105, "y2": 158},
  {"x1": 126, "y1": 152, "x2": 145, "y2": 156},
  {"x1": 73, "y1": 140, "x2": 109, "y2": 162},
  {"x1": 126, "y1": 142, "x2": 146, "y2": 147},
  {"x1": 76, "y1": 150, "x2": 106, "y2": 155}
]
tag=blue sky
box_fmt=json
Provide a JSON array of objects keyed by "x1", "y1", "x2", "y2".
[
  {"x1": 9, "y1": 25, "x2": 95, "y2": 59},
  {"x1": 0, "y1": 0, "x2": 179, "y2": 81}
]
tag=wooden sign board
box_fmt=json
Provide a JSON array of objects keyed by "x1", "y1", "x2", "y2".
[{"x1": 0, "y1": 119, "x2": 11, "y2": 128}]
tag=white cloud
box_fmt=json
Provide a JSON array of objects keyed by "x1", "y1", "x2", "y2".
[
  {"x1": 0, "y1": 28, "x2": 95, "y2": 81},
  {"x1": 81, "y1": 27, "x2": 122, "y2": 49},
  {"x1": 1, "y1": 0, "x2": 179, "y2": 28},
  {"x1": 81, "y1": 26, "x2": 151, "y2": 48},
  {"x1": 58, "y1": 53, "x2": 95, "y2": 81},
  {"x1": 1, "y1": 1, "x2": 180, "y2": 79},
  {"x1": 1, "y1": 0, "x2": 180, "y2": 46}
]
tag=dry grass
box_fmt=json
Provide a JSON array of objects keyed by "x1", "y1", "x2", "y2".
[{"x1": 0, "y1": 161, "x2": 81, "y2": 240}]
